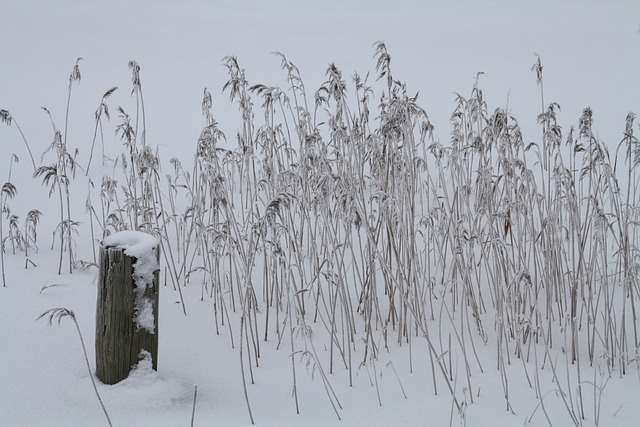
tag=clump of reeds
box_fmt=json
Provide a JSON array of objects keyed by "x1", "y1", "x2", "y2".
[{"x1": 3, "y1": 44, "x2": 636, "y2": 427}]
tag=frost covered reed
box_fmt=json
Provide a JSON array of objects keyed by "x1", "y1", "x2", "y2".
[
  {"x1": 37, "y1": 308, "x2": 113, "y2": 427},
  {"x1": 3, "y1": 44, "x2": 638, "y2": 426}
]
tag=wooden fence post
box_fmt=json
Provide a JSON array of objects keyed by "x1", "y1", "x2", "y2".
[{"x1": 95, "y1": 231, "x2": 160, "y2": 385}]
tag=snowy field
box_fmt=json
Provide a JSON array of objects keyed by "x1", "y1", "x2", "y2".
[{"x1": 1, "y1": 1, "x2": 639, "y2": 426}]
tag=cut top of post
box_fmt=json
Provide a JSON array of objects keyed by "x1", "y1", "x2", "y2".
[
  {"x1": 102, "y1": 230, "x2": 159, "y2": 257},
  {"x1": 102, "y1": 230, "x2": 160, "y2": 289}
]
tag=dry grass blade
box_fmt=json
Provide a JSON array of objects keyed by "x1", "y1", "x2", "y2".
[{"x1": 37, "y1": 308, "x2": 113, "y2": 427}]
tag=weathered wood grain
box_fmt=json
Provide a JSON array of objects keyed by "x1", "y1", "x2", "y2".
[{"x1": 95, "y1": 244, "x2": 159, "y2": 385}]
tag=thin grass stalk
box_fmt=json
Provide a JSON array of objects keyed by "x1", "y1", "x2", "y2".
[
  {"x1": 0, "y1": 110, "x2": 37, "y2": 172},
  {"x1": 63, "y1": 58, "x2": 82, "y2": 172},
  {"x1": 152, "y1": 169, "x2": 187, "y2": 315},
  {"x1": 37, "y1": 308, "x2": 113, "y2": 427},
  {"x1": 86, "y1": 87, "x2": 117, "y2": 175}
]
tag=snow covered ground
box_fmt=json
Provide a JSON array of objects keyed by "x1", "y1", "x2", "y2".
[{"x1": 1, "y1": 1, "x2": 639, "y2": 426}]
